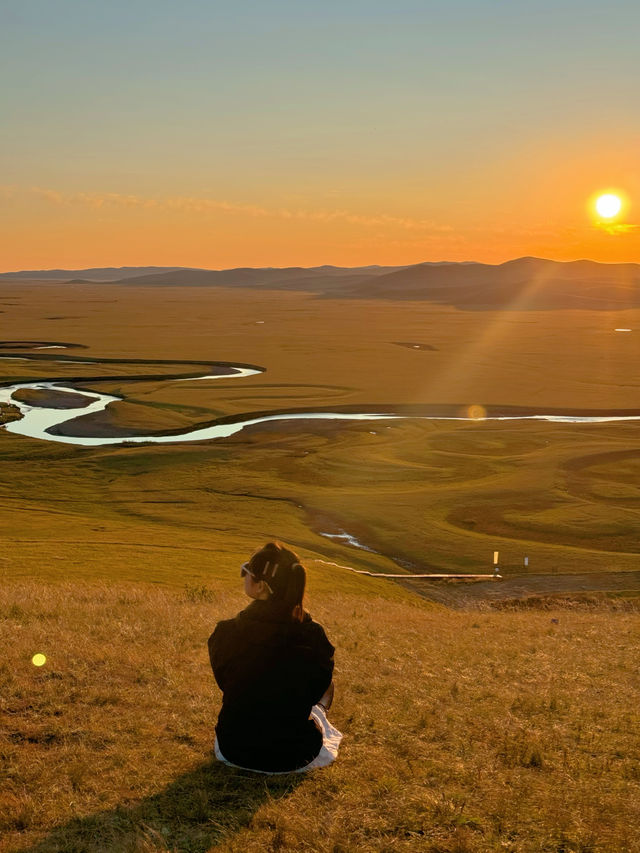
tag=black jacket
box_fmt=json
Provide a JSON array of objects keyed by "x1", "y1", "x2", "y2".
[{"x1": 208, "y1": 599, "x2": 335, "y2": 772}]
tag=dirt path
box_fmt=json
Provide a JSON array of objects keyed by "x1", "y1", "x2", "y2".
[{"x1": 399, "y1": 570, "x2": 640, "y2": 608}]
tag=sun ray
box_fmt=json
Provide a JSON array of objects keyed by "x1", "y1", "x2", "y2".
[{"x1": 418, "y1": 261, "x2": 562, "y2": 408}]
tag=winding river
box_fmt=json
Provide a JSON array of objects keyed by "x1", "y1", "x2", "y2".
[{"x1": 2, "y1": 345, "x2": 640, "y2": 448}]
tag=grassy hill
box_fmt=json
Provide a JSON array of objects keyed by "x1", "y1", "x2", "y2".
[
  {"x1": 339, "y1": 258, "x2": 640, "y2": 309},
  {"x1": 2, "y1": 575, "x2": 639, "y2": 853}
]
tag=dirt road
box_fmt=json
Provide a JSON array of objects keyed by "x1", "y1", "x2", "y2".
[{"x1": 399, "y1": 570, "x2": 640, "y2": 608}]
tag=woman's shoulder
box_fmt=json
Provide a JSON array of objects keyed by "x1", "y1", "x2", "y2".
[
  {"x1": 208, "y1": 611, "x2": 244, "y2": 647},
  {"x1": 299, "y1": 614, "x2": 335, "y2": 654},
  {"x1": 211, "y1": 601, "x2": 260, "y2": 634},
  {"x1": 209, "y1": 605, "x2": 334, "y2": 655},
  {"x1": 209, "y1": 601, "x2": 285, "y2": 647}
]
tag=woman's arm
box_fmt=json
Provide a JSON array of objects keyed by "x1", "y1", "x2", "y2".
[
  {"x1": 208, "y1": 622, "x2": 233, "y2": 691},
  {"x1": 308, "y1": 624, "x2": 335, "y2": 703}
]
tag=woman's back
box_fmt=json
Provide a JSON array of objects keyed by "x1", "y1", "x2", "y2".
[{"x1": 209, "y1": 598, "x2": 335, "y2": 772}]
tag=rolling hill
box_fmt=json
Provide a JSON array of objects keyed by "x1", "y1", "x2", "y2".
[
  {"x1": 340, "y1": 257, "x2": 640, "y2": 308},
  {"x1": 4, "y1": 257, "x2": 640, "y2": 309}
]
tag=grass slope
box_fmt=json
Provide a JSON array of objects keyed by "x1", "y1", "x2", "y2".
[
  {"x1": 3, "y1": 415, "x2": 640, "y2": 584},
  {"x1": 2, "y1": 579, "x2": 639, "y2": 853}
]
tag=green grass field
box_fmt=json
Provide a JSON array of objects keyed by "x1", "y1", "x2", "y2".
[
  {"x1": 2, "y1": 283, "x2": 640, "y2": 850},
  {"x1": 3, "y1": 412, "x2": 640, "y2": 584}
]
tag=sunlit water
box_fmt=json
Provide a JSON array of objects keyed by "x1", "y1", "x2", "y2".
[
  {"x1": 318, "y1": 530, "x2": 379, "y2": 553},
  {"x1": 3, "y1": 358, "x2": 640, "y2": 447}
]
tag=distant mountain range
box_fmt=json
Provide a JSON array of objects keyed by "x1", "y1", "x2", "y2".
[
  {"x1": 2, "y1": 257, "x2": 640, "y2": 309},
  {"x1": 0, "y1": 266, "x2": 196, "y2": 281}
]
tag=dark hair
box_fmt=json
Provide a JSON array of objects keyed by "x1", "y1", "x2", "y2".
[{"x1": 246, "y1": 541, "x2": 306, "y2": 622}]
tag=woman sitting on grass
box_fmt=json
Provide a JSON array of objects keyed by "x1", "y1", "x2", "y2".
[{"x1": 208, "y1": 541, "x2": 341, "y2": 773}]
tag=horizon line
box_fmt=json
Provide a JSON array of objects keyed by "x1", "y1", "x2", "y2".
[{"x1": 3, "y1": 255, "x2": 640, "y2": 277}]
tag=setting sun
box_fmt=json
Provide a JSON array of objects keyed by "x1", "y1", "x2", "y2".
[{"x1": 595, "y1": 193, "x2": 622, "y2": 219}]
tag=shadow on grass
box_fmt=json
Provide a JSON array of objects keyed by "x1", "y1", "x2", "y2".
[{"x1": 15, "y1": 759, "x2": 304, "y2": 853}]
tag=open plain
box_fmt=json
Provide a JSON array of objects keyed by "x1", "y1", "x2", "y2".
[{"x1": 3, "y1": 279, "x2": 640, "y2": 585}]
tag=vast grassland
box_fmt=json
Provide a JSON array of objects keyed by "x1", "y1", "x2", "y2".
[
  {"x1": 2, "y1": 282, "x2": 640, "y2": 583},
  {"x1": 2, "y1": 282, "x2": 640, "y2": 850}
]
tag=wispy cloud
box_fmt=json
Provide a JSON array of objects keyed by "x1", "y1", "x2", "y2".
[
  {"x1": 19, "y1": 186, "x2": 453, "y2": 233},
  {"x1": 599, "y1": 222, "x2": 640, "y2": 236}
]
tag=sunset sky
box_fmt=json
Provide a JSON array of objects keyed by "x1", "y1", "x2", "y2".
[{"x1": 2, "y1": 0, "x2": 639, "y2": 271}]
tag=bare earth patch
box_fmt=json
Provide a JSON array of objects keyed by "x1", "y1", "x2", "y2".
[{"x1": 400, "y1": 570, "x2": 640, "y2": 609}]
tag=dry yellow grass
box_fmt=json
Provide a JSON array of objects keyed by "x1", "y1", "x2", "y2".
[
  {"x1": 4, "y1": 282, "x2": 640, "y2": 414},
  {"x1": 2, "y1": 579, "x2": 639, "y2": 852}
]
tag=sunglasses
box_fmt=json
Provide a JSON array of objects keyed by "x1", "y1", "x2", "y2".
[
  {"x1": 240, "y1": 562, "x2": 274, "y2": 593},
  {"x1": 240, "y1": 562, "x2": 256, "y2": 578}
]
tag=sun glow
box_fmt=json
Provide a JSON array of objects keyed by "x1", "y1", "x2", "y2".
[{"x1": 595, "y1": 193, "x2": 622, "y2": 219}]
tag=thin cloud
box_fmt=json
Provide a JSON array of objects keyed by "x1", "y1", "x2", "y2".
[
  {"x1": 600, "y1": 223, "x2": 640, "y2": 236},
  {"x1": 19, "y1": 186, "x2": 452, "y2": 233}
]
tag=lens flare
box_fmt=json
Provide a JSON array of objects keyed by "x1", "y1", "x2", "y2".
[
  {"x1": 32, "y1": 653, "x2": 46, "y2": 667},
  {"x1": 467, "y1": 404, "x2": 487, "y2": 420}
]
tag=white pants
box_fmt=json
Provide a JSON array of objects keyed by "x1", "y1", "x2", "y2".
[{"x1": 215, "y1": 705, "x2": 343, "y2": 775}]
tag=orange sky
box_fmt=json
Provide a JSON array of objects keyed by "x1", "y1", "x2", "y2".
[
  {"x1": 2, "y1": 2, "x2": 639, "y2": 271},
  {"x1": 3, "y1": 168, "x2": 638, "y2": 271}
]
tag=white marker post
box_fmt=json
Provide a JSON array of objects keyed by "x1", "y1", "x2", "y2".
[
  {"x1": 493, "y1": 551, "x2": 500, "y2": 576},
  {"x1": 524, "y1": 556, "x2": 529, "y2": 568}
]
